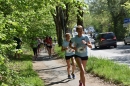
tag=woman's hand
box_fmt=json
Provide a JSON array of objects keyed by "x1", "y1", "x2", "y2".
[
  {"x1": 82, "y1": 40, "x2": 87, "y2": 45},
  {"x1": 72, "y1": 47, "x2": 77, "y2": 51},
  {"x1": 64, "y1": 47, "x2": 68, "y2": 50},
  {"x1": 71, "y1": 49, "x2": 75, "y2": 52}
]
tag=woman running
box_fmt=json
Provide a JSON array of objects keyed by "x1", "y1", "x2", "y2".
[
  {"x1": 61, "y1": 33, "x2": 76, "y2": 79},
  {"x1": 46, "y1": 36, "x2": 53, "y2": 58},
  {"x1": 30, "y1": 38, "x2": 38, "y2": 60},
  {"x1": 69, "y1": 25, "x2": 92, "y2": 86}
]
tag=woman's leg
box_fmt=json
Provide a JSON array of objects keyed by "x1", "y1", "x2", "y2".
[
  {"x1": 66, "y1": 59, "x2": 71, "y2": 77},
  {"x1": 49, "y1": 47, "x2": 52, "y2": 57},
  {"x1": 75, "y1": 57, "x2": 86, "y2": 86},
  {"x1": 47, "y1": 47, "x2": 52, "y2": 58},
  {"x1": 33, "y1": 48, "x2": 37, "y2": 60},
  {"x1": 33, "y1": 48, "x2": 35, "y2": 56},
  {"x1": 71, "y1": 57, "x2": 76, "y2": 74},
  {"x1": 35, "y1": 48, "x2": 38, "y2": 58},
  {"x1": 46, "y1": 46, "x2": 49, "y2": 55},
  {"x1": 71, "y1": 57, "x2": 76, "y2": 79},
  {"x1": 82, "y1": 60, "x2": 87, "y2": 71}
]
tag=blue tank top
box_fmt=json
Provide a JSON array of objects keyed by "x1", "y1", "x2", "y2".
[
  {"x1": 71, "y1": 34, "x2": 90, "y2": 57},
  {"x1": 62, "y1": 40, "x2": 75, "y2": 56}
]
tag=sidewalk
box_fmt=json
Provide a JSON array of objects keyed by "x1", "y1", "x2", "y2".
[{"x1": 33, "y1": 50, "x2": 116, "y2": 86}]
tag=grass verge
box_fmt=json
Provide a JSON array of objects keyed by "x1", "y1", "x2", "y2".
[
  {"x1": 6, "y1": 45, "x2": 44, "y2": 86},
  {"x1": 54, "y1": 44, "x2": 130, "y2": 86}
]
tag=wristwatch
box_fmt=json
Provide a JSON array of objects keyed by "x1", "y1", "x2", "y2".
[{"x1": 85, "y1": 42, "x2": 87, "y2": 45}]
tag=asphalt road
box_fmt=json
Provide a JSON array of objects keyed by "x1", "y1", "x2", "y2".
[{"x1": 88, "y1": 41, "x2": 130, "y2": 67}]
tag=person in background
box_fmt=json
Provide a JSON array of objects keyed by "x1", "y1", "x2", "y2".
[
  {"x1": 46, "y1": 36, "x2": 53, "y2": 58},
  {"x1": 54, "y1": 37, "x2": 56, "y2": 44},
  {"x1": 37, "y1": 37, "x2": 42, "y2": 54},
  {"x1": 30, "y1": 38, "x2": 38, "y2": 60},
  {"x1": 61, "y1": 33, "x2": 76, "y2": 79},
  {"x1": 43, "y1": 37, "x2": 48, "y2": 52},
  {"x1": 69, "y1": 25, "x2": 92, "y2": 86},
  {"x1": 13, "y1": 36, "x2": 22, "y2": 59}
]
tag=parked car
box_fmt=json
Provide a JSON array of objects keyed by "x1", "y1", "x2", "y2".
[
  {"x1": 94, "y1": 32, "x2": 117, "y2": 48},
  {"x1": 124, "y1": 34, "x2": 130, "y2": 45}
]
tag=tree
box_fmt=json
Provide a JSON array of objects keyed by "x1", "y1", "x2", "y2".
[
  {"x1": 86, "y1": 0, "x2": 128, "y2": 40},
  {"x1": 48, "y1": 0, "x2": 88, "y2": 46}
]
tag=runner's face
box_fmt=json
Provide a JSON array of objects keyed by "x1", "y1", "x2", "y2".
[
  {"x1": 77, "y1": 28, "x2": 83, "y2": 36},
  {"x1": 66, "y1": 34, "x2": 70, "y2": 40}
]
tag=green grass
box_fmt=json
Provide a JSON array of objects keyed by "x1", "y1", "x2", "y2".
[
  {"x1": 6, "y1": 45, "x2": 44, "y2": 86},
  {"x1": 54, "y1": 45, "x2": 130, "y2": 86},
  {"x1": 54, "y1": 44, "x2": 65, "y2": 58},
  {"x1": 87, "y1": 57, "x2": 130, "y2": 86}
]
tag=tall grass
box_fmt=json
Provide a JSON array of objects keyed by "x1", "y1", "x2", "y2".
[
  {"x1": 54, "y1": 44, "x2": 65, "y2": 58},
  {"x1": 54, "y1": 44, "x2": 130, "y2": 86},
  {"x1": 87, "y1": 57, "x2": 130, "y2": 86},
  {"x1": 6, "y1": 44, "x2": 44, "y2": 86}
]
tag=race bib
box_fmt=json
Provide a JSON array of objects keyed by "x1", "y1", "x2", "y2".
[
  {"x1": 66, "y1": 48, "x2": 72, "y2": 53},
  {"x1": 77, "y1": 47, "x2": 86, "y2": 53}
]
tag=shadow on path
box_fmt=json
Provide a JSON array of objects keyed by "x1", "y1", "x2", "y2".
[
  {"x1": 36, "y1": 65, "x2": 67, "y2": 72},
  {"x1": 45, "y1": 78, "x2": 72, "y2": 86},
  {"x1": 35, "y1": 55, "x2": 61, "y2": 61}
]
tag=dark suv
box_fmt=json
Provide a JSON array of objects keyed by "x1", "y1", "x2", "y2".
[{"x1": 94, "y1": 32, "x2": 117, "y2": 48}]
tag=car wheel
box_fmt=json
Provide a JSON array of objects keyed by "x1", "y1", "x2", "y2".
[
  {"x1": 94, "y1": 44, "x2": 97, "y2": 49},
  {"x1": 107, "y1": 46, "x2": 110, "y2": 48},
  {"x1": 99, "y1": 46, "x2": 102, "y2": 49},
  {"x1": 114, "y1": 45, "x2": 117, "y2": 48},
  {"x1": 124, "y1": 40, "x2": 127, "y2": 45}
]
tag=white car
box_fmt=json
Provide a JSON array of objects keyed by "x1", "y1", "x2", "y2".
[{"x1": 124, "y1": 35, "x2": 130, "y2": 45}]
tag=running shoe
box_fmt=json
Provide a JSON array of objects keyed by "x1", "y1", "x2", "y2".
[
  {"x1": 71, "y1": 73, "x2": 75, "y2": 79},
  {"x1": 68, "y1": 75, "x2": 71, "y2": 79},
  {"x1": 79, "y1": 80, "x2": 82, "y2": 86}
]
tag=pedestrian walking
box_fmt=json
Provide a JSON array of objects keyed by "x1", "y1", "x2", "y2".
[
  {"x1": 37, "y1": 37, "x2": 42, "y2": 54},
  {"x1": 30, "y1": 38, "x2": 38, "y2": 60},
  {"x1": 46, "y1": 36, "x2": 53, "y2": 58},
  {"x1": 43, "y1": 37, "x2": 48, "y2": 52},
  {"x1": 13, "y1": 36, "x2": 22, "y2": 59},
  {"x1": 69, "y1": 25, "x2": 92, "y2": 86},
  {"x1": 61, "y1": 33, "x2": 76, "y2": 79}
]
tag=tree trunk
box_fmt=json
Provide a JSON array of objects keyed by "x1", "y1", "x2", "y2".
[
  {"x1": 77, "y1": 6, "x2": 83, "y2": 28},
  {"x1": 52, "y1": 6, "x2": 63, "y2": 46},
  {"x1": 51, "y1": 4, "x2": 70, "y2": 46}
]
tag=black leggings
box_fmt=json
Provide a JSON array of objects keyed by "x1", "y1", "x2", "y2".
[{"x1": 33, "y1": 48, "x2": 37, "y2": 55}]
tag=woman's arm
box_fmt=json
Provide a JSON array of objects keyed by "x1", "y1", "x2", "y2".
[
  {"x1": 86, "y1": 41, "x2": 92, "y2": 48},
  {"x1": 61, "y1": 46, "x2": 68, "y2": 52},
  {"x1": 82, "y1": 40, "x2": 92, "y2": 49},
  {"x1": 69, "y1": 40, "x2": 77, "y2": 50}
]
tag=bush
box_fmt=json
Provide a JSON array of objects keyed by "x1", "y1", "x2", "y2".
[{"x1": 54, "y1": 44, "x2": 65, "y2": 58}]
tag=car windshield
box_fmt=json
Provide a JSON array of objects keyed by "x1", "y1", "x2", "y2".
[{"x1": 101, "y1": 33, "x2": 115, "y2": 39}]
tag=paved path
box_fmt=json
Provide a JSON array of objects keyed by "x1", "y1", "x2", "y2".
[{"x1": 33, "y1": 50, "x2": 116, "y2": 86}]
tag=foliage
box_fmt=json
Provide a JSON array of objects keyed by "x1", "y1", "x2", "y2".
[
  {"x1": 54, "y1": 44, "x2": 65, "y2": 58},
  {"x1": 48, "y1": 0, "x2": 89, "y2": 46},
  {"x1": 86, "y1": 0, "x2": 128, "y2": 40},
  {"x1": 0, "y1": 44, "x2": 43, "y2": 86},
  {"x1": 87, "y1": 0, "x2": 110, "y2": 32},
  {"x1": 0, "y1": 0, "x2": 86, "y2": 85},
  {"x1": 0, "y1": 0, "x2": 130, "y2": 85}
]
